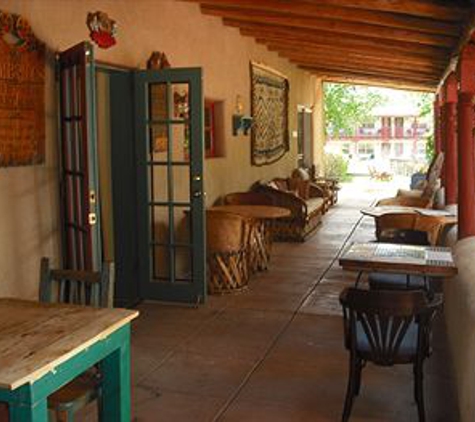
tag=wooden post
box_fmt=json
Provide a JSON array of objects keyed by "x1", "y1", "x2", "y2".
[
  {"x1": 442, "y1": 73, "x2": 458, "y2": 206},
  {"x1": 434, "y1": 94, "x2": 442, "y2": 155},
  {"x1": 457, "y1": 43, "x2": 475, "y2": 239}
]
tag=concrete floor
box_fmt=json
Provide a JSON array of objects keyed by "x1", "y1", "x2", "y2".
[{"x1": 91, "y1": 178, "x2": 460, "y2": 421}]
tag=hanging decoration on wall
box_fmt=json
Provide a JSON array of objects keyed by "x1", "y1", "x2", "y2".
[
  {"x1": 146, "y1": 51, "x2": 171, "y2": 70},
  {"x1": 250, "y1": 61, "x2": 289, "y2": 166},
  {"x1": 86, "y1": 11, "x2": 117, "y2": 49},
  {"x1": 0, "y1": 11, "x2": 45, "y2": 167}
]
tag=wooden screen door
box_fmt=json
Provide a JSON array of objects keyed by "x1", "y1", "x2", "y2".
[
  {"x1": 58, "y1": 42, "x2": 102, "y2": 271},
  {"x1": 134, "y1": 68, "x2": 206, "y2": 304}
]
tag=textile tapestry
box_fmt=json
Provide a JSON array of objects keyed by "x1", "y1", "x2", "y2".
[{"x1": 250, "y1": 62, "x2": 289, "y2": 166}]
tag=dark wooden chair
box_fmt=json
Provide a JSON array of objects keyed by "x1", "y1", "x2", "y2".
[
  {"x1": 339, "y1": 288, "x2": 442, "y2": 422},
  {"x1": 39, "y1": 257, "x2": 114, "y2": 422},
  {"x1": 223, "y1": 191, "x2": 273, "y2": 206}
]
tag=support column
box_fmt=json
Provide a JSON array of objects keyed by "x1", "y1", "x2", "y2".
[
  {"x1": 457, "y1": 93, "x2": 475, "y2": 238},
  {"x1": 457, "y1": 42, "x2": 475, "y2": 239},
  {"x1": 442, "y1": 73, "x2": 458, "y2": 206},
  {"x1": 434, "y1": 94, "x2": 442, "y2": 154}
]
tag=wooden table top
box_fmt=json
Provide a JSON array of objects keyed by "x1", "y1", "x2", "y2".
[
  {"x1": 339, "y1": 242, "x2": 458, "y2": 277},
  {"x1": 210, "y1": 205, "x2": 291, "y2": 219},
  {"x1": 0, "y1": 299, "x2": 138, "y2": 390},
  {"x1": 360, "y1": 206, "x2": 456, "y2": 218}
]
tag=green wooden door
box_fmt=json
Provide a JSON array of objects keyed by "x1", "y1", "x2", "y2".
[
  {"x1": 134, "y1": 68, "x2": 206, "y2": 304},
  {"x1": 58, "y1": 42, "x2": 102, "y2": 271}
]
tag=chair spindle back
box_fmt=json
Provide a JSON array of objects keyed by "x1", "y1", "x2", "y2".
[{"x1": 39, "y1": 258, "x2": 114, "y2": 308}]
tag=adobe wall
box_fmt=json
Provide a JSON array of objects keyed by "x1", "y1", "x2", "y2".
[{"x1": 0, "y1": 0, "x2": 324, "y2": 298}]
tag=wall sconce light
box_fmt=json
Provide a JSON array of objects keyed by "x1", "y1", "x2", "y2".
[{"x1": 232, "y1": 95, "x2": 253, "y2": 136}]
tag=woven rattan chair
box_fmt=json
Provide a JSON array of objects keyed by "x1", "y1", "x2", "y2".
[
  {"x1": 340, "y1": 288, "x2": 442, "y2": 422},
  {"x1": 39, "y1": 258, "x2": 114, "y2": 422},
  {"x1": 206, "y1": 210, "x2": 251, "y2": 294}
]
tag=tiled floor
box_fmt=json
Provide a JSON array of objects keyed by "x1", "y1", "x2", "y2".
[{"x1": 88, "y1": 179, "x2": 460, "y2": 421}]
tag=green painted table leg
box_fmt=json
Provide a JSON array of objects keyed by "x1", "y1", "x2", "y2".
[
  {"x1": 9, "y1": 393, "x2": 47, "y2": 422},
  {"x1": 99, "y1": 327, "x2": 131, "y2": 422}
]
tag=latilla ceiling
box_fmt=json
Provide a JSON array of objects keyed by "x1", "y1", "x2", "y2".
[{"x1": 183, "y1": 0, "x2": 475, "y2": 91}]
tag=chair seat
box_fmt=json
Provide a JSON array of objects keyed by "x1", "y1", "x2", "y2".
[
  {"x1": 48, "y1": 370, "x2": 99, "y2": 411},
  {"x1": 307, "y1": 197, "x2": 324, "y2": 215},
  {"x1": 356, "y1": 320, "x2": 418, "y2": 363},
  {"x1": 397, "y1": 188, "x2": 423, "y2": 198},
  {"x1": 378, "y1": 229, "x2": 429, "y2": 245},
  {"x1": 368, "y1": 272, "x2": 427, "y2": 291}
]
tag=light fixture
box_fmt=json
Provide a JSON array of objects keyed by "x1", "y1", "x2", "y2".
[{"x1": 232, "y1": 95, "x2": 253, "y2": 136}]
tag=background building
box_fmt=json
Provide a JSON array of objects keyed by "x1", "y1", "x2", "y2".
[{"x1": 325, "y1": 104, "x2": 431, "y2": 176}]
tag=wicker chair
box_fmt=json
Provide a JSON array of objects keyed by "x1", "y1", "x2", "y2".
[
  {"x1": 340, "y1": 288, "x2": 442, "y2": 422},
  {"x1": 206, "y1": 210, "x2": 251, "y2": 294}
]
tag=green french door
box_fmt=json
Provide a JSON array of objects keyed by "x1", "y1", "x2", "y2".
[
  {"x1": 134, "y1": 68, "x2": 206, "y2": 304},
  {"x1": 58, "y1": 42, "x2": 102, "y2": 271}
]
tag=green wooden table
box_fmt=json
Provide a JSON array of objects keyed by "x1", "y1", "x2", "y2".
[{"x1": 0, "y1": 299, "x2": 138, "y2": 421}]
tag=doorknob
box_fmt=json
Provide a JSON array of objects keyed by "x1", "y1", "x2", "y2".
[{"x1": 88, "y1": 213, "x2": 97, "y2": 225}]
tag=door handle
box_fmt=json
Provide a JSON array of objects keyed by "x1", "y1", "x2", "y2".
[
  {"x1": 89, "y1": 213, "x2": 97, "y2": 225},
  {"x1": 193, "y1": 191, "x2": 207, "y2": 198}
]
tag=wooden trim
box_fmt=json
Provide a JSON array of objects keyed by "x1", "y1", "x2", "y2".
[
  {"x1": 182, "y1": 0, "x2": 460, "y2": 35},
  {"x1": 202, "y1": 6, "x2": 458, "y2": 47},
  {"x1": 235, "y1": 23, "x2": 451, "y2": 58},
  {"x1": 250, "y1": 60, "x2": 287, "y2": 80}
]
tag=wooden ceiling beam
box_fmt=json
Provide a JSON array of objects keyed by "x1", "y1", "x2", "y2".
[
  {"x1": 320, "y1": 74, "x2": 436, "y2": 93},
  {"x1": 182, "y1": 0, "x2": 460, "y2": 35},
  {"x1": 298, "y1": 0, "x2": 468, "y2": 22},
  {"x1": 234, "y1": 22, "x2": 451, "y2": 59},
  {"x1": 300, "y1": 66, "x2": 438, "y2": 88},
  {"x1": 277, "y1": 50, "x2": 444, "y2": 76},
  {"x1": 260, "y1": 40, "x2": 447, "y2": 69},
  {"x1": 202, "y1": 6, "x2": 457, "y2": 47},
  {"x1": 249, "y1": 33, "x2": 449, "y2": 65},
  {"x1": 290, "y1": 58, "x2": 440, "y2": 81}
]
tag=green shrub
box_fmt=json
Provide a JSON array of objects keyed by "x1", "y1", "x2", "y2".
[{"x1": 323, "y1": 153, "x2": 350, "y2": 181}]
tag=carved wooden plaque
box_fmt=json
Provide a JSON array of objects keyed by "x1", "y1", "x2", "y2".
[{"x1": 0, "y1": 12, "x2": 45, "y2": 166}]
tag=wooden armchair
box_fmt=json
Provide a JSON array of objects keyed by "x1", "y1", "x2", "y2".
[
  {"x1": 39, "y1": 258, "x2": 114, "y2": 422},
  {"x1": 340, "y1": 288, "x2": 442, "y2": 422},
  {"x1": 253, "y1": 178, "x2": 326, "y2": 241},
  {"x1": 377, "y1": 152, "x2": 444, "y2": 208},
  {"x1": 223, "y1": 191, "x2": 273, "y2": 206},
  {"x1": 206, "y1": 210, "x2": 251, "y2": 294}
]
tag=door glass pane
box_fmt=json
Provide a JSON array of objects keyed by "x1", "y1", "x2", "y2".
[
  {"x1": 152, "y1": 245, "x2": 170, "y2": 280},
  {"x1": 149, "y1": 83, "x2": 168, "y2": 121},
  {"x1": 149, "y1": 123, "x2": 168, "y2": 160},
  {"x1": 172, "y1": 83, "x2": 189, "y2": 121},
  {"x1": 171, "y1": 124, "x2": 190, "y2": 162},
  {"x1": 174, "y1": 206, "x2": 191, "y2": 245},
  {"x1": 175, "y1": 246, "x2": 192, "y2": 282},
  {"x1": 173, "y1": 166, "x2": 190, "y2": 203},
  {"x1": 151, "y1": 206, "x2": 169, "y2": 244},
  {"x1": 149, "y1": 164, "x2": 168, "y2": 203}
]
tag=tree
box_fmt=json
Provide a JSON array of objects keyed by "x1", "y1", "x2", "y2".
[{"x1": 324, "y1": 83, "x2": 384, "y2": 137}]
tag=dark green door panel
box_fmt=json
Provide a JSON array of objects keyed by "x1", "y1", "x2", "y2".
[{"x1": 134, "y1": 68, "x2": 206, "y2": 304}]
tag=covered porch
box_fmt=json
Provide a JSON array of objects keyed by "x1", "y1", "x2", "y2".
[
  {"x1": 128, "y1": 181, "x2": 457, "y2": 421},
  {"x1": 0, "y1": 1, "x2": 474, "y2": 421}
]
